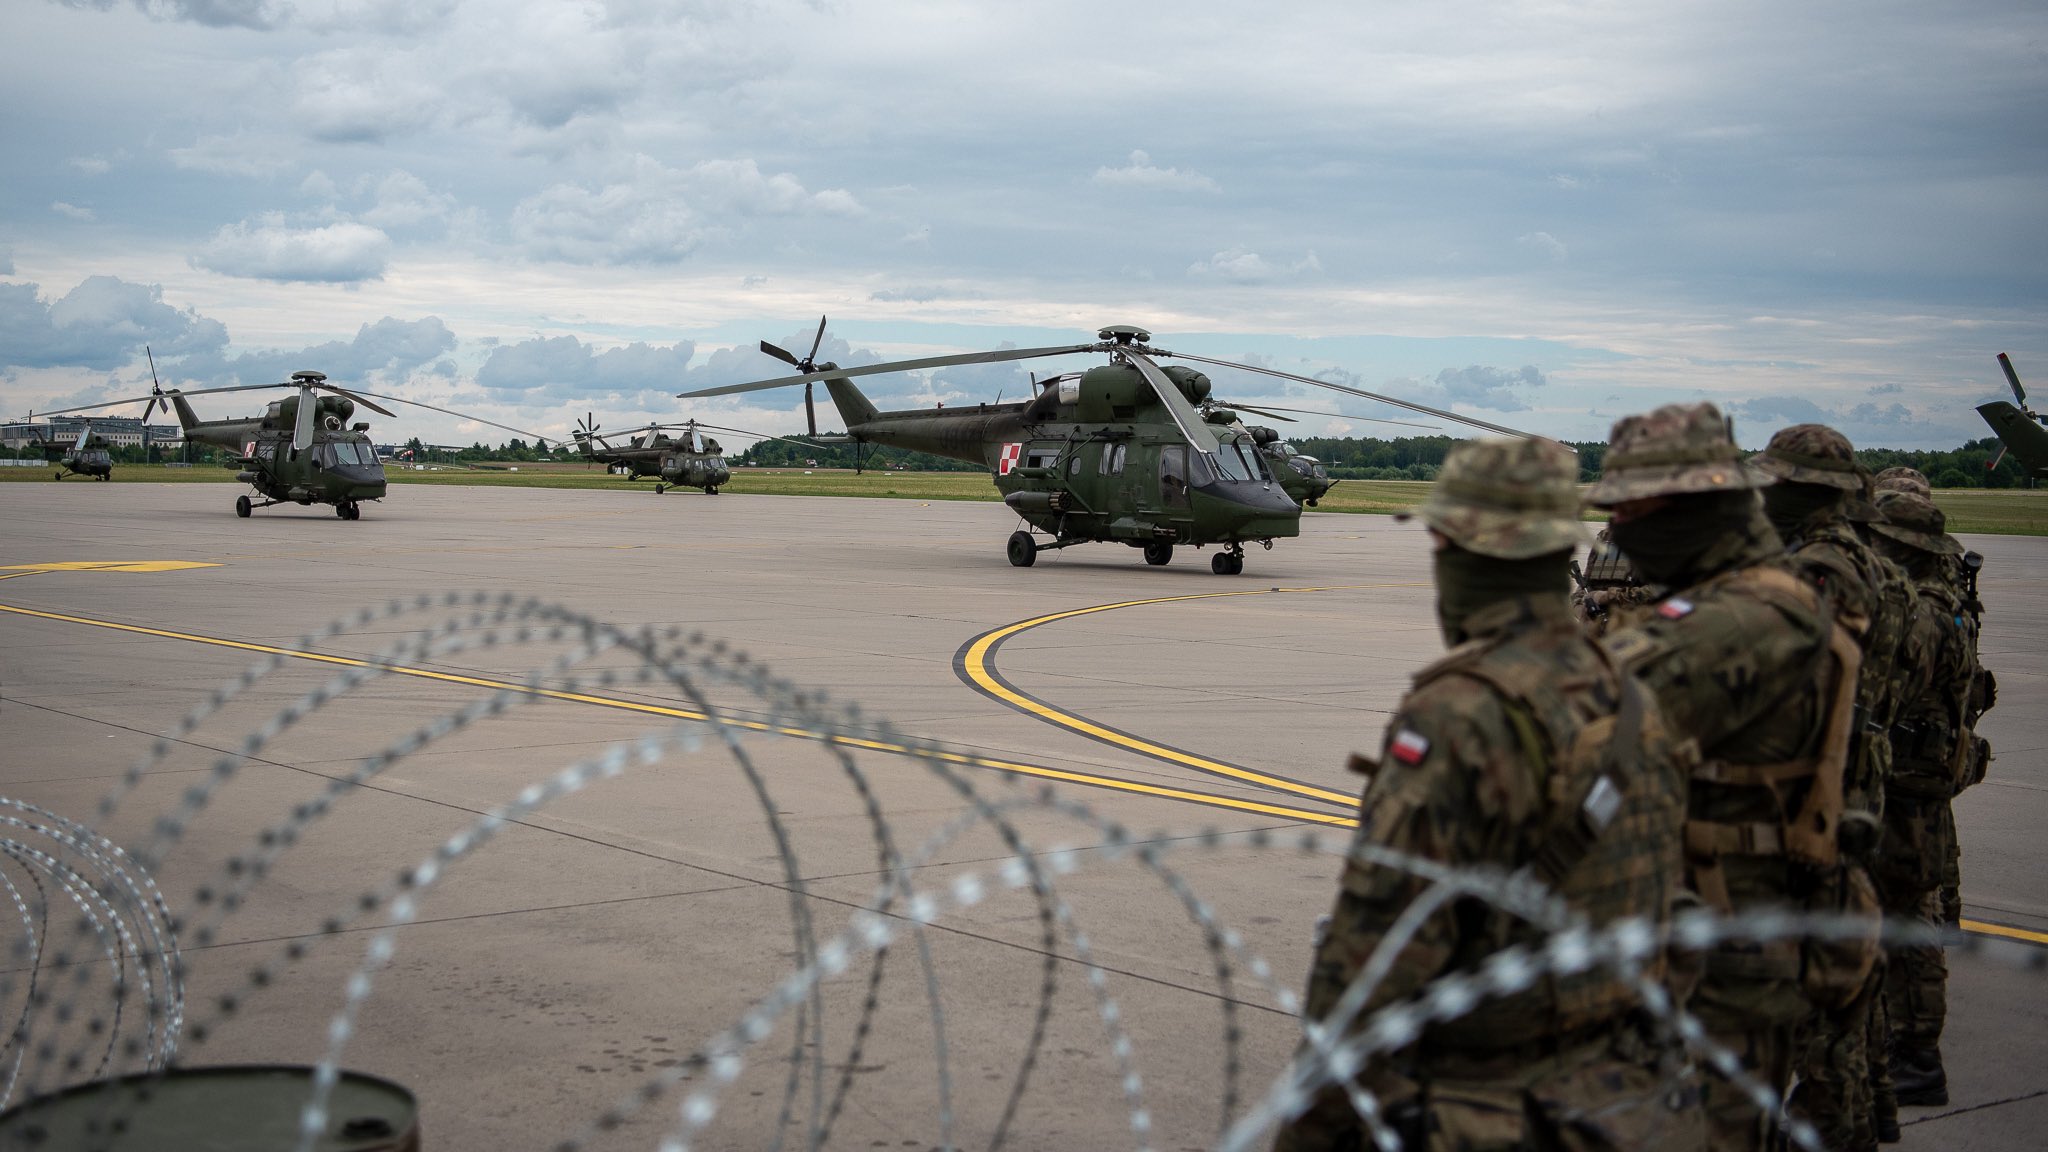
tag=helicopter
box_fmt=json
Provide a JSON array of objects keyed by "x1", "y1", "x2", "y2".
[
  {"x1": 33, "y1": 421, "x2": 116, "y2": 481},
  {"x1": 1978, "y1": 353, "x2": 2048, "y2": 480},
  {"x1": 571, "y1": 413, "x2": 821, "y2": 494},
  {"x1": 25, "y1": 366, "x2": 550, "y2": 520},
  {"x1": 682, "y1": 320, "x2": 1542, "y2": 574},
  {"x1": 1207, "y1": 402, "x2": 1443, "y2": 507}
]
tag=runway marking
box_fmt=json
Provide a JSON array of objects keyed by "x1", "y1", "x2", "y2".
[
  {"x1": 955, "y1": 584, "x2": 1427, "y2": 809},
  {"x1": 0, "y1": 560, "x2": 221, "y2": 574},
  {"x1": 0, "y1": 600, "x2": 1354, "y2": 828},
  {"x1": 1958, "y1": 918, "x2": 2048, "y2": 947}
]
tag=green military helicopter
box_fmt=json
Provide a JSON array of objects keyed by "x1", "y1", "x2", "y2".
[
  {"x1": 32, "y1": 420, "x2": 116, "y2": 480},
  {"x1": 683, "y1": 320, "x2": 1538, "y2": 574},
  {"x1": 28, "y1": 369, "x2": 549, "y2": 520},
  {"x1": 571, "y1": 414, "x2": 816, "y2": 494},
  {"x1": 1979, "y1": 353, "x2": 2048, "y2": 481},
  {"x1": 1208, "y1": 402, "x2": 1442, "y2": 507}
]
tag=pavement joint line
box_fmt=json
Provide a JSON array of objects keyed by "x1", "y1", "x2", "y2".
[
  {"x1": 1899, "y1": 1087, "x2": 2048, "y2": 1126},
  {"x1": 954, "y1": 582, "x2": 1425, "y2": 808},
  {"x1": 0, "y1": 599, "x2": 1357, "y2": 829}
]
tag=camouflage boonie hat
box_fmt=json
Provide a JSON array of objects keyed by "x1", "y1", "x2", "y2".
[
  {"x1": 1410, "y1": 436, "x2": 1590, "y2": 559},
  {"x1": 1872, "y1": 466, "x2": 1932, "y2": 497},
  {"x1": 1869, "y1": 491, "x2": 1962, "y2": 555},
  {"x1": 1584, "y1": 402, "x2": 1769, "y2": 506},
  {"x1": 1753, "y1": 423, "x2": 1865, "y2": 490}
]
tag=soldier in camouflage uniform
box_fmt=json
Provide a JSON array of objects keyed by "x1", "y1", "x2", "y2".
[
  {"x1": 1753, "y1": 426, "x2": 1911, "y2": 1151},
  {"x1": 1572, "y1": 526, "x2": 1661, "y2": 636},
  {"x1": 1274, "y1": 437, "x2": 1703, "y2": 1152},
  {"x1": 1865, "y1": 492, "x2": 1980, "y2": 1108},
  {"x1": 1588, "y1": 404, "x2": 1870, "y2": 1152}
]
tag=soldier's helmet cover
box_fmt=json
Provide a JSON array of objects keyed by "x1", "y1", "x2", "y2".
[
  {"x1": 1872, "y1": 466, "x2": 1933, "y2": 498},
  {"x1": 1585, "y1": 402, "x2": 1770, "y2": 507},
  {"x1": 1870, "y1": 491, "x2": 1963, "y2": 556},
  {"x1": 1753, "y1": 423, "x2": 1865, "y2": 490},
  {"x1": 1413, "y1": 436, "x2": 1590, "y2": 559}
]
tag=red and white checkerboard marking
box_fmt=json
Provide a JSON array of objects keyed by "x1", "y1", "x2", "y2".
[{"x1": 997, "y1": 442, "x2": 1022, "y2": 475}]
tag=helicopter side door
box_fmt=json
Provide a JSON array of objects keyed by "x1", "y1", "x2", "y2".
[{"x1": 1158, "y1": 444, "x2": 1191, "y2": 510}]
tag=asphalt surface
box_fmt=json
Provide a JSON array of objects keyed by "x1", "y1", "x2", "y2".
[{"x1": 0, "y1": 482, "x2": 2040, "y2": 1150}]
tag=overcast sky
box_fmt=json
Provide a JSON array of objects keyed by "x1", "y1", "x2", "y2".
[{"x1": 3, "y1": 0, "x2": 2044, "y2": 450}]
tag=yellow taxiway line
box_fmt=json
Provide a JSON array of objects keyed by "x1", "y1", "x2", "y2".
[
  {"x1": 1958, "y1": 918, "x2": 2048, "y2": 947},
  {"x1": 0, "y1": 600, "x2": 1354, "y2": 828},
  {"x1": 956, "y1": 584, "x2": 1425, "y2": 808}
]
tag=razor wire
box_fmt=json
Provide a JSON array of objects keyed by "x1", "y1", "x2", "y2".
[{"x1": 0, "y1": 593, "x2": 2041, "y2": 1151}]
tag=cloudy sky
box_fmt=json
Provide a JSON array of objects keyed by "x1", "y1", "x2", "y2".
[{"x1": 2, "y1": 0, "x2": 2044, "y2": 450}]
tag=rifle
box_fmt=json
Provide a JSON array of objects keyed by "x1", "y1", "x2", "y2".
[{"x1": 1959, "y1": 549, "x2": 1986, "y2": 625}]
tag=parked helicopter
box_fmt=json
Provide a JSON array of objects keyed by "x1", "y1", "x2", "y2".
[
  {"x1": 1207, "y1": 402, "x2": 1442, "y2": 507},
  {"x1": 25, "y1": 369, "x2": 550, "y2": 520},
  {"x1": 570, "y1": 413, "x2": 822, "y2": 494},
  {"x1": 1979, "y1": 353, "x2": 2048, "y2": 480},
  {"x1": 682, "y1": 320, "x2": 1543, "y2": 574},
  {"x1": 33, "y1": 421, "x2": 116, "y2": 481}
]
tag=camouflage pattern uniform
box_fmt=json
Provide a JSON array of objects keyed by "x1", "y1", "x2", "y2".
[
  {"x1": 1589, "y1": 405, "x2": 1868, "y2": 1152},
  {"x1": 1866, "y1": 492, "x2": 1978, "y2": 1107},
  {"x1": 1573, "y1": 527, "x2": 1661, "y2": 636},
  {"x1": 1753, "y1": 426, "x2": 1910, "y2": 1152},
  {"x1": 1276, "y1": 438, "x2": 1703, "y2": 1152}
]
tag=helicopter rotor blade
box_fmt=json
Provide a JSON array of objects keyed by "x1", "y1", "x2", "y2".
[
  {"x1": 310, "y1": 382, "x2": 396, "y2": 418},
  {"x1": 291, "y1": 385, "x2": 318, "y2": 452},
  {"x1": 1998, "y1": 352, "x2": 2028, "y2": 410},
  {"x1": 340, "y1": 387, "x2": 557, "y2": 446},
  {"x1": 805, "y1": 315, "x2": 827, "y2": 366},
  {"x1": 804, "y1": 383, "x2": 817, "y2": 437},
  {"x1": 72, "y1": 421, "x2": 91, "y2": 452},
  {"x1": 1210, "y1": 401, "x2": 1297, "y2": 423},
  {"x1": 143, "y1": 346, "x2": 163, "y2": 421},
  {"x1": 689, "y1": 421, "x2": 834, "y2": 449},
  {"x1": 20, "y1": 382, "x2": 286, "y2": 421},
  {"x1": 683, "y1": 342, "x2": 1105, "y2": 398},
  {"x1": 1157, "y1": 350, "x2": 1564, "y2": 446},
  {"x1": 1988, "y1": 443, "x2": 2010, "y2": 472},
  {"x1": 760, "y1": 340, "x2": 804, "y2": 369},
  {"x1": 1122, "y1": 350, "x2": 1216, "y2": 456},
  {"x1": 688, "y1": 421, "x2": 704, "y2": 454},
  {"x1": 1211, "y1": 401, "x2": 1441, "y2": 431}
]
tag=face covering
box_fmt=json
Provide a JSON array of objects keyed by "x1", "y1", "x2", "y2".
[
  {"x1": 1608, "y1": 490, "x2": 1759, "y2": 586},
  {"x1": 1762, "y1": 481, "x2": 1843, "y2": 538},
  {"x1": 1433, "y1": 544, "x2": 1571, "y2": 645}
]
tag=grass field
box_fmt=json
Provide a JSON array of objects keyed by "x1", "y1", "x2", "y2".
[{"x1": 6, "y1": 462, "x2": 2043, "y2": 535}]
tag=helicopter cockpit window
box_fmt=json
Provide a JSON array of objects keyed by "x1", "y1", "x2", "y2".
[
  {"x1": 1211, "y1": 438, "x2": 1253, "y2": 482},
  {"x1": 331, "y1": 441, "x2": 370, "y2": 466},
  {"x1": 1274, "y1": 441, "x2": 1296, "y2": 457}
]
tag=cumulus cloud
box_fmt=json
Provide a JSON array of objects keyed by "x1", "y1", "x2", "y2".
[
  {"x1": 358, "y1": 170, "x2": 454, "y2": 228},
  {"x1": 0, "y1": 276, "x2": 229, "y2": 372},
  {"x1": 167, "y1": 132, "x2": 297, "y2": 178},
  {"x1": 1433, "y1": 364, "x2": 1547, "y2": 411},
  {"x1": 1186, "y1": 247, "x2": 1320, "y2": 283},
  {"x1": 291, "y1": 52, "x2": 442, "y2": 143},
  {"x1": 1870, "y1": 381, "x2": 1905, "y2": 395},
  {"x1": 870, "y1": 285, "x2": 978, "y2": 303},
  {"x1": 57, "y1": 0, "x2": 280, "y2": 30},
  {"x1": 478, "y1": 335, "x2": 696, "y2": 396},
  {"x1": 1092, "y1": 150, "x2": 1220, "y2": 193},
  {"x1": 50, "y1": 202, "x2": 95, "y2": 221},
  {"x1": 68, "y1": 155, "x2": 114, "y2": 175},
  {"x1": 511, "y1": 156, "x2": 861, "y2": 265},
  {"x1": 173, "y1": 316, "x2": 457, "y2": 386},
  {"x1": 192, "y1": 216, "x2": 392, "y2": 283},
  {"x1": 1731, "y1": 395, "x2": 1916, "y2": 432}
]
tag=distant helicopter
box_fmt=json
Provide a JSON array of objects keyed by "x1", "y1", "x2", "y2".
[
  {"x1": 683, "y1": 320, "x2": 1543, "y2": 574},
  {"x1": 35, "y1": 421, "x2": 115, "y2": 481},
  {"x1": 27, "y1": 368, "x2": 549, "y2": 520},
  {"x1": 570, "y1": 414, "x2": 818, "y2": 494},
  {"x1": 1206, "y1": 402, "x2": 1442, "y2": 507},
  {"x1": 1979, "y1": 353, "x2": 2048, "y2": 480}
]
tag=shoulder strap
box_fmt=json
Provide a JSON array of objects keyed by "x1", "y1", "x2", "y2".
[{"x1": 1524, "y1": 645, "x2": 1644, "y2": 888}]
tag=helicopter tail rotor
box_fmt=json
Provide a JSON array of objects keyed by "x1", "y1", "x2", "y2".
[{"x1": 760, "y1": 316, "x2": 830, "y2": 437}]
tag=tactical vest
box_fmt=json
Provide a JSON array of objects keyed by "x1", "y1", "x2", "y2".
[
  {"x1": 1888, "y1": 576, "x2": 1975, "y2": 798},
  {"x1": 1664, "y1": 565, "x2": 1862, "y2": 907},
  {"x1": 1410, "y1": 623, "x2": 1689, "y2": 1051}
]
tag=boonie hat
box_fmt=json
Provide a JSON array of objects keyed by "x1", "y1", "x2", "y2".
[
  {"x1": 1872, "y1": 466, "x2": 1932, "y2": 498},
  {"x1": 1753, "y1": 424, "x2": 1865, "y2": 491},
  {"x1": 1585, "y1": 402, "x2": 1770, "y2": 506},
  {"x1": 1411, "y1": 436, "x2": 1590, "y2": 559},
  {"x1": 1869, "y1": 491, "x2": 1962, "y2": 556}
]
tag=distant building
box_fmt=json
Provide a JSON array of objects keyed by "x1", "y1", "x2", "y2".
[{"x1": 1, "y1": 417, "x2": 182, "y2": 450}]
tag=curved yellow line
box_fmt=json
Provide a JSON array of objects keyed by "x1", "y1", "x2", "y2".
[
  {"x1": 0, "y1": 601, "x2": 1354, "y2": 827},
  {"x1": 959, "y1": 584, "x2": 1426, "y2": 808}
]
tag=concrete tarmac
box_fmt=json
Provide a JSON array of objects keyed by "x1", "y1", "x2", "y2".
[{"x1": 0, "y1": 481, "x2": 2040, "y2": 1150}]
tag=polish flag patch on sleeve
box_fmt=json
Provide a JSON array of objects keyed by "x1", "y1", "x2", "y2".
[
  {"x1": 1657, "y1": 597, "x2": 1695, "y2": 619},
  {"x1": 1389, "y1": 728, "x2": 1431, "y2": 765}
]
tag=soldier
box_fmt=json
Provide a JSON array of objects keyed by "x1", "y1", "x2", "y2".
[
  {"x1": 1865, "y1": 492, "x2": 1980, "y2": 1108},
  {"x1": 1571, "y1": 525, "x2": 1660, "y2": 635},
  {"x1": 1752, "y1": 425, "x2": 1911, "y2": 1151},
  {"x1": 1274, "y1": 437, "x2": 1702, "y2": 1152},
  {"x1": 1588, "y1": 404, "x2": 1873, "y2": 1152}
]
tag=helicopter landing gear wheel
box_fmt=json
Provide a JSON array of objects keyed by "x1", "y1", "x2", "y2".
[
  {"x1": 55, "y1": 471, "x2": 63, "y2": 481},
  {"x1": 654, "y1": 483, "x2": 666, "y2": 494},
  {"x1": 1143, "y1": 541, "x2": 1173, "y2": 566},
  {"x1": 1007, "y1": 531, "x2": 1038, "y2": 568},
  {"x1": 706, "y1": 486, "x2": 718, "y2": 495},
  {"x1": 235, "y1": 495, "x2": 252, "y2": 518}
]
